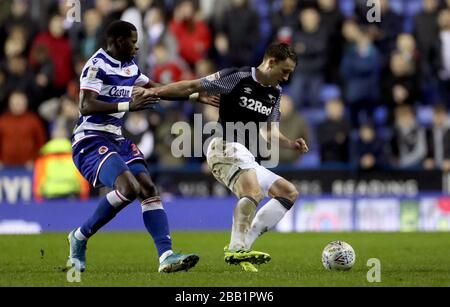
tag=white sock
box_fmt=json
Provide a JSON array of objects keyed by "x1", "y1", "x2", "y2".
[
  {"x1": 245, "y1": 198, "x2": 290, "y2": 249},
  {"x1": 74, "y1": 227, "x2": 87, "y2": 241},
  {"x1": 107, "y1": 190, "x2": 131, "y2": 208},
  {"x1": 159, "y1": 250, "x2": 174, "y2": 263},
  {"x1": 229, "y1": 197, "x2": 258, "y2": 250}
]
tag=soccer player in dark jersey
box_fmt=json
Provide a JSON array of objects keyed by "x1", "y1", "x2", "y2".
[
  {"x1": 148, "y1": 43, "x2": 309, "y2": 272},
  {"x1": 68, "y1": 21, "x2": 215, "y2": 273}
]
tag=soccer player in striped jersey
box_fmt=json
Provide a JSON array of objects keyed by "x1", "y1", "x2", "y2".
[
  {"x1": 68, "y1": 21, "x2": 212, "y2": 273},
  {"x1": 147, "y1": 43, "x2": 309, "y2": 272}
]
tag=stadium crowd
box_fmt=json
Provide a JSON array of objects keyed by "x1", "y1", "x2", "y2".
[{"x1": 1, "y1": 0, "x2": 450, "y2": 176}]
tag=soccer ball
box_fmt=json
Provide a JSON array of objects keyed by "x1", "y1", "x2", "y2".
[{"x1": 321, "y1": 240, "x2": 356, "y2": 271}]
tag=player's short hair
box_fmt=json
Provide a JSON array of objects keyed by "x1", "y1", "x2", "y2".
[
  {"x1": 106, "y1": 20, "x2": 137, "y2": 44},
  {"x1": 264, "y1": 42, "x2": 297, "y2": 65}
]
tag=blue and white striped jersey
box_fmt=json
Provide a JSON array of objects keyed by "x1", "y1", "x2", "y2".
[{"x1": 72, "y1": 48, "x2": 149, "y2": 143}]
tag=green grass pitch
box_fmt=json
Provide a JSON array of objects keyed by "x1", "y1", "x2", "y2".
[{"x1": 0, "y1": 232, "x2": 449, "y2": 286}]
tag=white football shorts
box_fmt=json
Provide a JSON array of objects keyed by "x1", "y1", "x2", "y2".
[{"x1": 206, "y1": 137, "x2": 281, "y2": 196}]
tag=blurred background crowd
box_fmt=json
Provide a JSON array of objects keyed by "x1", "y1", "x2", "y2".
[{"x1": 1, "y1": 0, "x2": 450, "y2": 180}]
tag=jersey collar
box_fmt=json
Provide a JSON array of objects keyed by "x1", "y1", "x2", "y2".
[
  {"x1": 99, "y1": 48, "x2": 121, "y2": 65},
  {"x1": 99, "y1": 48, "x2": 134, "y2": 67},
  {"x1": 251, "y1": 67, "x2": 282, "y2": 90}
]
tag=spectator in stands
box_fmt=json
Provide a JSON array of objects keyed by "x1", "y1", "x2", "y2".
[
  {"x1": 74, "y1": 8, "x2": 103, "y2": 60},
  {"x1": 0, "y1": 0, "x2": 37, "y2": 56},
  {"x1": 354, "y1": 123, "x2": 385, "y2": 170},
  {"x1": 121, "y1": 0, "x2": 157, "y2": 71},
  {"x1": 66, "y1": 56, "x2": 89, "y2": 100},
  {"x1": 358, "y1": 0, "x2": 404, "y2": 64},
  {"x1": 424, "y1": 104, "x2": 450, "y2": 171},
  {"x1": 122, "y1": 111, "x2": 156, "y2": 163},
  {"x1": 193, "y1": 59, "x2": 218, "y2": 168},
  {"x1": 144, "y1": 7, "x2": 178, "y2": 73},
  {"x1": 33, "y1": 126, "x2": 90, "y2": 201},
  {"x1": 211, "y1": 32, "x2": 233, "y2": 70},
  {"x1": 0, "y1": 68, "x2": 6, "y2": 110},
  {"x1": 29, "y1": 14, "x2": 73, "y2": 98},
  {"x1": 29, "y1": 43, "x2": 54, "y2": 104},
  {"x1": 2, "y1": 24, "x2": 28, "y2": 85},
  {"x1": 396, "y1": 33, "x2": 421, "y2": 73},
  {"x1": 317, "y1": 98, "x2": 350, "y2": 164},
  {"x1": 340, "y1": 21, "x2": 381, "y2": 127},
  {"x1": 195, "y1": 58, "x2": 215, "y2": 79},
  {"x1": 151, "y1": 43, "x2": 192, "y2": 84},
  {"x1": 436, "y1": 9, "x2": 450, "y2": 107},
  {"x1": 389, "y1": 105, "x2": 427, "y2": 168},
  {"x1": 3, "y1": 24, "x2": 27, "y2": 59},
  {"x1": 155, "y1": 105, "x2": 188, "y2": 167},
  {"x1": 296, "y1": 0, "x2": 316, "y2": 10},
  {"x1": 216, "y1": 0, "x2": 260, "y2": 67},
  {"x1": 440, "y1": 0, "x2": 450, "y2": 10},
  {"x1": 39, "y1": 94, "x2": 78, "y2": 136},
  {"x1": 0, "y1": 91, "x2": 46, "y2": 169},
  {"x1": 291, "y1": 7, "x2": 328, "y2": 107},
  {"x1": 54, "y1": 95, "x2": 79, "y2": 137},
  {"x1": 94, "y1": 0, "x2": 129, "y2": 46},
  {"x1": 271, "y1": 0, "x2": 300, "y2": 44},
  {"x1": 169, "y1": 0, "x2": 211, "y2": 68},
  {"x1": 413, "y1": 0, "x2": 440, "y2": 103},
  {"x1": 193, "y1": 59, "x2": 216, "y2": 118},
  {"x1": 199, "y1": 0, "x2": 231, "y2": 28},
  {"x1": 381, "y1": 51, "x2": 421, "y2": 123},
  {"x1": 318, "y1": 0, "x2": 344, "y2": 84},
  {"x1": 279, "y1": 94, "x2": 310, "y2": 164},
  {"x1": 3, "y1": 55, "x2": 35, "y2": 108},
  {"x1": 121, "y1": 0, "x2": 154, "y2": 47}
]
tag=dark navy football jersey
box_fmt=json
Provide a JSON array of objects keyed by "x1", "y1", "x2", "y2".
[
  {"x1": 200, "y1": 67, "x2": 281, "y2": 149},
  {"x1": 201, "y1": 66, "x2": 281, "y2": 125}
]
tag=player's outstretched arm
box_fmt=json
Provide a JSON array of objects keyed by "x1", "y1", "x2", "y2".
[
  {"x1": 144, "y1": 80, "x2": 220, "y2": 108},
  {"x1": 79, "y1": 89, "x2": 159, "y2": 116},
  {"x1": 149, "y1": 79, "x2": 202, "y2": 98}
]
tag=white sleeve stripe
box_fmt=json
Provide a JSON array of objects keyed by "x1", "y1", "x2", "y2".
[{"x1": 80, "y1": 87, "x2": 101, "y2": 94}]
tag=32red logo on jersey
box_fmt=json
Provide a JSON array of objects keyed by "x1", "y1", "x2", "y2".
[{"x1": 98, "y1": 146, "x2": 109, "y2": 155}]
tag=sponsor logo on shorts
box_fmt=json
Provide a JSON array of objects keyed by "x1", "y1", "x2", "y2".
[{"x1": 98, "y1": 146, "x2": 109, "y2": 155}]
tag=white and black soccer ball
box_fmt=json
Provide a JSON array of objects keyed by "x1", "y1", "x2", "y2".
[{"x1": 322, "y1": 240, "x2": 356, "y2": 271}]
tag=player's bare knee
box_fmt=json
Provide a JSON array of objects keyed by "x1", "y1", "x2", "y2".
[
  {"x1": 245, "y1": 188, "x2": 264, "y2": 204},
  {"x1": 117, "y1": 177, "x2": 140, "y2": 201},
  {"x1": 276, "y1": 182, "x2": 298, "y2": 204},
  {"x1": 286, "y1": 185, "x2": 299, "y2": 203},
  {"x1": 141, "y1": 183, "x2": 158, "y2": 199},
  {"x1": 256, "y1": 190, "x2": 265, "y2": 203}
]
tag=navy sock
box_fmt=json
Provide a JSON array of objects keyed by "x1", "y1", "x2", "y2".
[
  {"x1": 80, "y1": 191, "x2": 130, "y2": 238},
  {"x1": 142, "y1": 197, "x2": 173, "y2": 257}
]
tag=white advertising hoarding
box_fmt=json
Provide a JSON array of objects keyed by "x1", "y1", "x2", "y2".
[
  {"x1": 356, "y1": 199, "x2": 400, "y2": 231},
  {"x1": 420, "y1": 197, "x2": 450, "y2": 231},
  {"x1": 295, "y1": 199, "x2": 353, "y2": 232}
]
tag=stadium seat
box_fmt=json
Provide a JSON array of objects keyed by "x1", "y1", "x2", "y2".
[
  {"x1": 416, "y1": 105, "x2": 434, "y2": 126},
  {"x1": 320, "y1": 84, "x2": 341, "y2": 105}
]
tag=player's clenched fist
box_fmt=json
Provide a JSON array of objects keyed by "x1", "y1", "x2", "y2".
[{"x1": 292, "y1": 138, "x2": 309, "y2": 153}]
